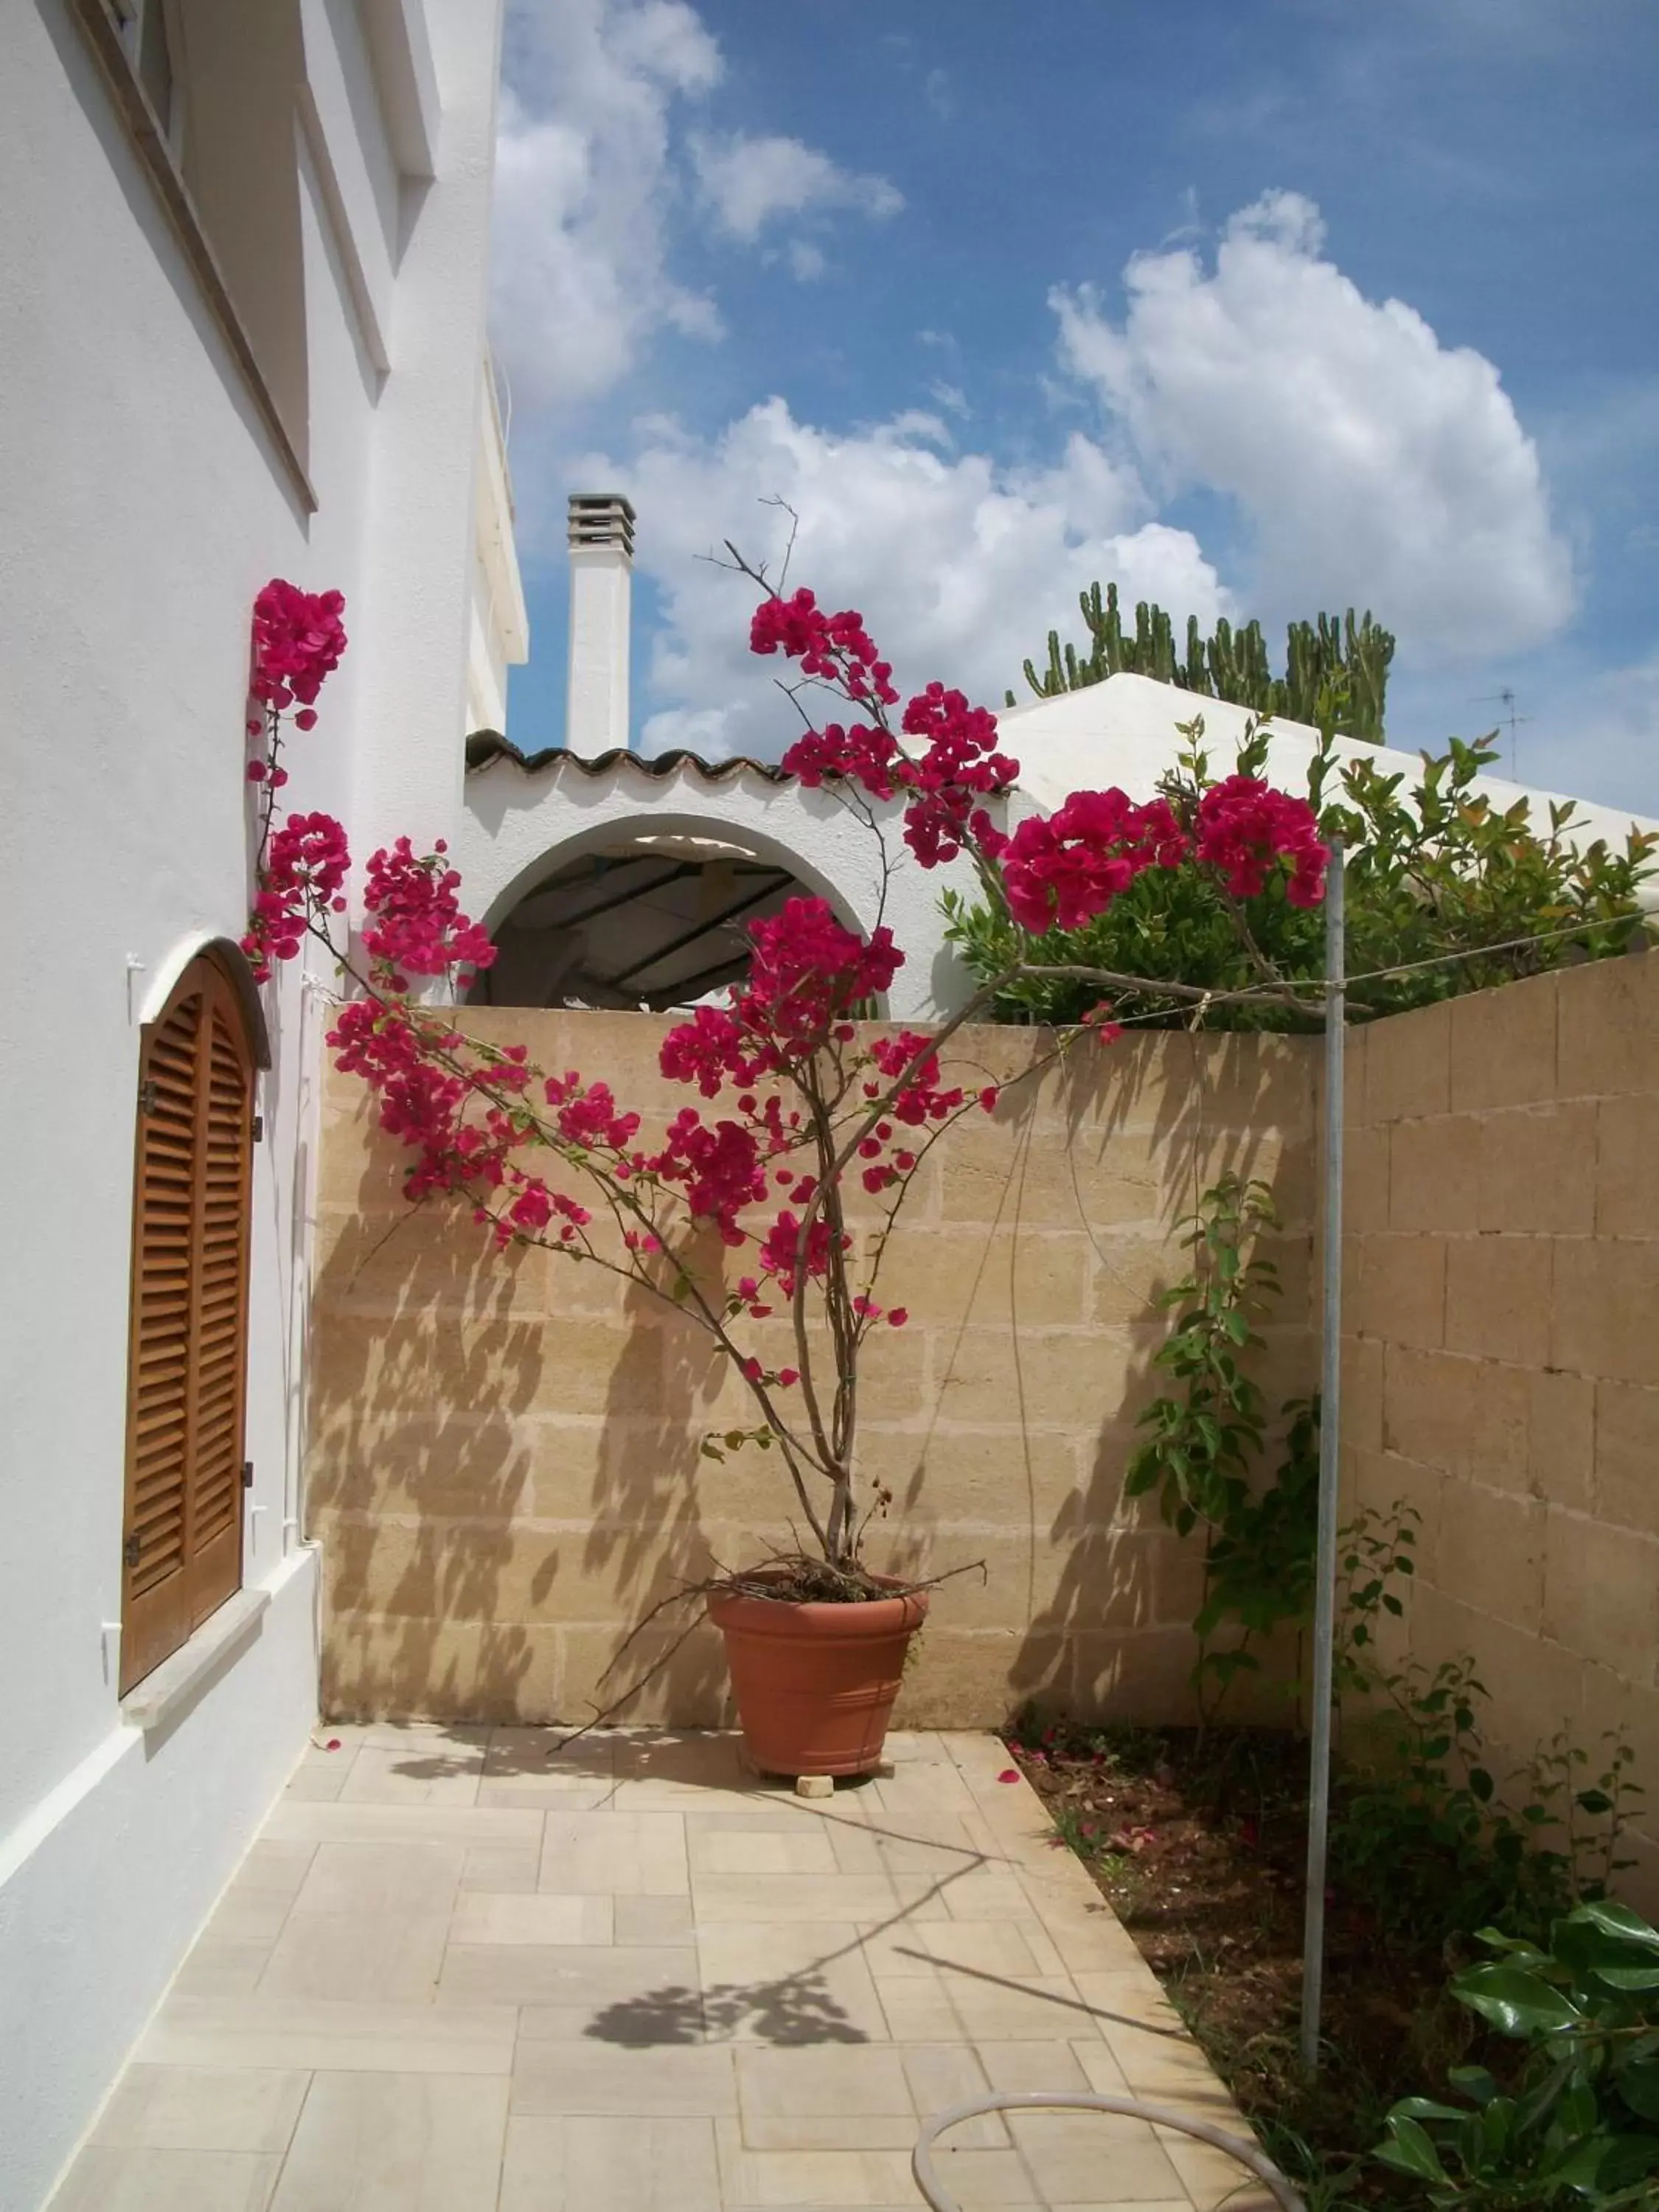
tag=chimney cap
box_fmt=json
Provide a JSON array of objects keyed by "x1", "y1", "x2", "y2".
[{"x1": 568, "y1": 491, "x2": 636, "y2": 556}]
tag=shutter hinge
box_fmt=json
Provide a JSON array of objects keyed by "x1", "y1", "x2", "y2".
[
  {"x1": 123, "y1": 1532, "x2": 141, "y2": 1567},
  {"x1": 251, "y1": 1113, "x2": 265, "y2": 1142},
  {"x1": 139, "y1": 1079, "x2": 157, "y2": 1115},
  {"x1": 242, "y1": 1459, "x2": 255, "y2": 1489}
]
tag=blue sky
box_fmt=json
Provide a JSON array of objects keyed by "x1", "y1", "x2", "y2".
[{"x1": 491, "y1": 0, "x2": 1659, "y2": 813}]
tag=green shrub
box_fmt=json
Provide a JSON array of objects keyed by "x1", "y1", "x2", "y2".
[{"x1": 1377, "y1": 1902, "x2": 1659, "y2": 2207}]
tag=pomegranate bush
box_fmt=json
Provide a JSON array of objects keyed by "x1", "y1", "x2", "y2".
[{"x1": 243, "y1": 573, "x2": 1328, "y2": 1580}]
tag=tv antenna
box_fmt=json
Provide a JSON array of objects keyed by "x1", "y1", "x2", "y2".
[{"x1": 1473, "y1": 687, "x2": 1532, "y2": 779}]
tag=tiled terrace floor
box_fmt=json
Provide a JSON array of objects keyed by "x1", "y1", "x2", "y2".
[{"x1": 52, "y1": 1729, "x2": 1276, "y2": 2212}]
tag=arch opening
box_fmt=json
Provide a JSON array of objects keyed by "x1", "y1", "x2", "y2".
[{"x1": 469, "y1": 827, "x2": 831, "y2": 1012}]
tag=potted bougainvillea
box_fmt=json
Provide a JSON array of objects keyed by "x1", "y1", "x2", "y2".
[{"x1": 243, "y1": 566, "x2": 1327, "y2": 1779}]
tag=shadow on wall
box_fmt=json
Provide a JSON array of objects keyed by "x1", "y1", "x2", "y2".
[
  {"x1": 309, "y1": 1078, "x2": 729, "y2": 1726},
  {"x1": 856, "y1": 1023, "x2": 1319, "y2": 1731},
  {"x1": 308, "y1": 1013, "x2": 1319, "y2": 1730}
]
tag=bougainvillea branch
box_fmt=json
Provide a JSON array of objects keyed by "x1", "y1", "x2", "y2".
[{"x1": 243, "y1": 569, "x2": 1329, "y2": 1579}]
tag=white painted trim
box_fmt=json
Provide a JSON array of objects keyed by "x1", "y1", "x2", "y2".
[
  {"x1": 361, "y1": 0, "x2": 439, "y2": 178},
  {"x1": 119, "y1": 1587, "x2": 272, "y2": 1733},
  {"x1": 296, "y1": 78, "x2": 390, "y2": 374},
  {"x1": 0, "y1": 1729, "x2": 135, "y2": 1893}
]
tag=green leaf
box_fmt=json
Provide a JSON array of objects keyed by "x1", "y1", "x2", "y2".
[
  {"x1": 1597, "y1": 2132, "x2": 1659, "y2": 2191},
  {"x1": 1375, "y1": 2115, "x2": 1450, "y2": 2183},
  {"x1": 1391, "y1": 2099, "x2": 1472, "y2": 2125},
  {"x1": 1453, "y1": 1964, "x2": 1585, "y2": 2038},
  {"x1": 1447, "y1": 2066, "x2": 1500, "y2": 2109},
  {"x1": 1571, "y1": 1900, "x2": 1659, "y2": 1954},
  {"x1": 1616, "y1": 2059, "x2": 1659, "y2": 2124}
]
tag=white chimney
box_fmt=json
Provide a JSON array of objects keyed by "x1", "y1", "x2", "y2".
[{"x1": 565, "y1": 492, "x2": 635, "y2": 757}]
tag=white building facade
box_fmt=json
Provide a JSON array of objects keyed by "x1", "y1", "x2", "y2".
[{"x1": 0, "y1": 5, "x2": 523, "y2": 2204}]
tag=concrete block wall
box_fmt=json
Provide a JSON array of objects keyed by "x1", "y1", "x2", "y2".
[
  {"x1": 1341, "y1": 953, "x2": 1659, "y2": 1906},
  {"x1": 309, "y1": 1012, "x2": 1318, "y2": 1732}
]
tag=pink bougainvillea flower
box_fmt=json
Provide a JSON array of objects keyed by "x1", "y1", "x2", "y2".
[{"x1": 997, "y1": 1767, "x2": 1020, "y2": 1784}]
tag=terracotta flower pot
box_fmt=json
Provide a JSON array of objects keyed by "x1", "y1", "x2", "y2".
[{"x1": 708, "y1": 1571, "x2": 928, "y2": 1778}]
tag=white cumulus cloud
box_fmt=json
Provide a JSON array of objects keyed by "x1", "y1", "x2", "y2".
[
  {"x1": 1054, "y1": 190, "x2": 1576, "y2": 661},
  {"x1": 490, "y1": 0, "x2": 723, "y2": 416},
  {"x1": 579, "y1": 400, "x2": 1228, "y2": 759},
  {"x1": 691, "y1": 131, "x2": 902, "y2": 243}
]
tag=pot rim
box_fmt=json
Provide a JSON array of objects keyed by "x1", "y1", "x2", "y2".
[{"x1": 707, "y1": 1567, "x2": 928, "y2": 1636}]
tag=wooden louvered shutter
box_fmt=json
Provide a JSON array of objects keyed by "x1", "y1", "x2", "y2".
[{"x1": 120, "y1": 956, "x2": 254, "y2": 1694}]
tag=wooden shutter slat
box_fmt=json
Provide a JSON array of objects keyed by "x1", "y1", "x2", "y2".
[{"x1": 121, "y1": 961, "x2": 254, "y2": 1691}]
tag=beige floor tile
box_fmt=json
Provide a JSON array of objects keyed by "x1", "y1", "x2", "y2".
[
  {"x1": 681, "y1": 1806, "x2": 838, "y2": 1834},
  {"x1": 878, "y1": 1969, "x2": 1099, "y2": 2044},
  {"x1": 696, "y1": 1923, "x2": 861, "y2": 1983},
  {"x1": 1006, "y1": 2109, "x2": 1186, "y2": 2204},
  {"x1": 900, "y1": 2045, "x2": 1006, "y2": 2149},
  {"x1": 487, "y1": 1727, "x2": 617, "y2": 1781},
  {"x1": 611, "y1": 1732, "x2": 755, "y2": 1792},
  {"x1": 289, "y1": 1841, "x2": 464, "y2": 1921},
  {"x1": 268, "y1": 2072, "x2": 508, "y2": 2211},
  {"x1": 539, "y1": 1811, "x2": 688, "y2": 1895},
  {"x1": 499, "y1": 2115, "x2": 720, "y2": 2212},
  {"x1": 476, "y1": 1780, "x2": 616, "y2": 1810},
  {"x1": 735, "y1": 2039, "x2": 921, "y2": 2146},
  {"x1": 284, "y1": 1766, "x2": 351, "y2": 1804},
  {"x1": 1074, "y1": 2026, "x2": 1234, "y2": 2115},
  {"x1": 459, "y1": 1843, "x2": 541, "y2": 1893},
  {"x1": 737, "y1": 2044, "x2": 914, "y2": 2118},
  {"x1": 139, "y1": 1999, "x2": 515, "y2": 2076},
  {"x1": 697, "y1": 1924, "x2": 891, "y2": 2045},
  {"x1": 856, "y1": 1920, "x2": 1046, "y2": 1980},
  {"x1": 921, "y1": 2148, "x2": 1040, "y2": 2208},
  {"x1": 264, "y1": 1802, "x2": 540, "y2": 1848},
  {"x1": 714, "y1": 2119, "x2": 921, "y2": 2207},
  {"x1": 690, "y1": 1872, "x2": 914, "y2": 1924},
  {"x1": 1016, "y1": 1902, "x2": 1148, "y2": 1975},
  {"x1": 172, "y1": 1938, "x2": 275, "y2": 1998},
  {"x1": 614, "y1": 1893, "x2": 695, "y2": 1944},
  {"x1": 509, "y1": 2040, "x2": 737, "y2": 2116},
  {"x1": 449, "y1": 1891, "x2": 613, "y2": 1945},
  {"x1": 689, "y1": 1826, "x2": 840, "y2": 1875},
  {"x1": 880, "y1": 1731, "x2": 951, "y2": 1764},
  {"x1": 210, "y1": 1846, "x2": 319, "y2": 1944},
  {"x1": 347, "y1": 1722, "x2": 492, "y2": 1755},
  {"x1": 827, "y1": 1821, "x2": 984, "y2": 1879},
  {"x1": 49, "y1": 2148, "x2": 282, "y2": 2212},
  {"x1": 91, "y1": 2067, "x2": 310, "y2": 2154},
  {"x1": 1156, "y1": 2126, "x2": 1280, "y2": 2212},
  {"x1": 258, "y1": 1913, "x2": 449, "y2": 2004},
  {"x1": 338, "y1": 1745, "x2": 484, "y2": 1806},
  {"x1": 439, "y1": 1940, "x2": 693, "y2": 2012},
  {"x1": 980, "y1": 2042, "x2": 1099, "y2": 2095},
  {"x1": 941, "y1": 1868, "x2": 1034, "y2": 1921}
]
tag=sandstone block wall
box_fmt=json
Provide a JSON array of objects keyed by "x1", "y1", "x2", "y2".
[
  {"x1": 309, "y1": 1013, "x2": 1318, "y2": 1732},
  {"x1": 1341, "y1": 953, "x2": 1659, "y2": 1905}
]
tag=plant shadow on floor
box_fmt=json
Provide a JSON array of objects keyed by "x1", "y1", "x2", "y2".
[{"x1": 585, "y1": 1972, "x2": 869, "y2": 2047}]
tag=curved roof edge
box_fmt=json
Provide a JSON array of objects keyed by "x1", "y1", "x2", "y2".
[{"x1": 465, "y1": 731, "x2": 796, "y2": 785}]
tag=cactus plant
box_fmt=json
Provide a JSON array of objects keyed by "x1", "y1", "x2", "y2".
[{"x1": 1010, "y1": 581, "x2": 1395, "y2": 743}]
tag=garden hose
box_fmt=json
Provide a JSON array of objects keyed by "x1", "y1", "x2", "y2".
[{"x1": 911, "y1": 2090, "x2": 1307, "y2": 2212}]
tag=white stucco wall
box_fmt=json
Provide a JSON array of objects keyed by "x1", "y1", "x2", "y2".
[
  {"x1": 0, "y1": 5, "x2": 504, "y2": 2203},
  {"x1": 1004, "y1": 673, "x2": 1659, "y2": 886}
]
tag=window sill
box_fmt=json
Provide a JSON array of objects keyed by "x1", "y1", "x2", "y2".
[{"x1": 121, "y1": 1587, "x2": 271, "y2": 1736}]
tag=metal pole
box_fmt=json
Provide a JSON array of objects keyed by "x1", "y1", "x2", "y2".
[{"x1": 1301, "y1": 840, "x2": 1345, "y2": 2072}]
